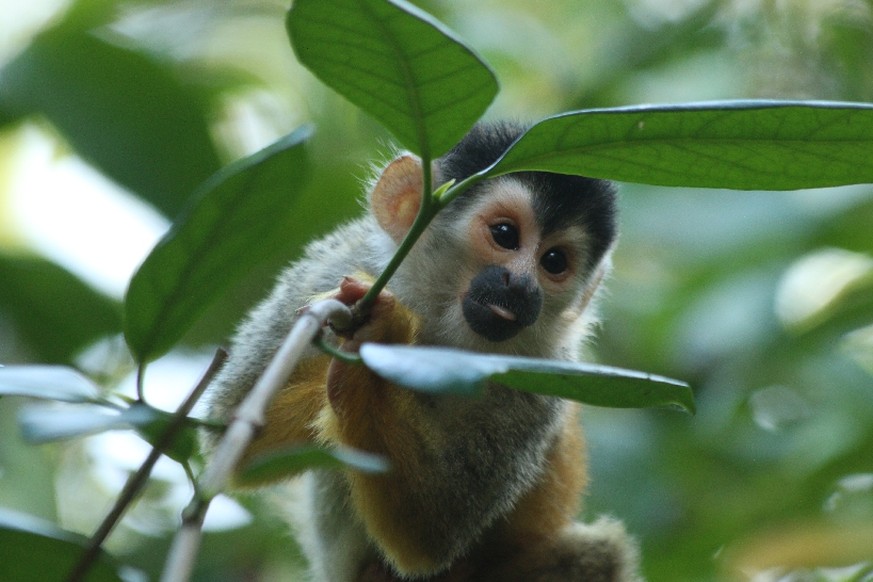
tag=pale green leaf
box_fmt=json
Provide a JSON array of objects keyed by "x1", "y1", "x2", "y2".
[
  {"x1": 18, "y1": 402, "x2": 156, "y2": 444},
  {"x1": 0, "y1": 366, "x2": 100, "y2": 403},
  {"x1": 359, "y1": 344, "x2": 694, "y2": 413}
]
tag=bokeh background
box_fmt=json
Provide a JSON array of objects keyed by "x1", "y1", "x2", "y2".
[{"x1": 1, "y1": 1, "x2": 872, "y2": 580}]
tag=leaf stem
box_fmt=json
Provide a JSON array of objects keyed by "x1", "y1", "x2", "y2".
[
  {"x1": 356, "y1": 159, "x2": 488, "y2": 316},
  {"x1": 358, "y1": 156, "x2": 436, "y2": 312},
  {"x1": 315, "y1": 336, "x2": 363, "y2": 365},
  {"x1": 136, "y1": 364, "x2": 147, "y2": 403},
  {"x1": 437, "y1": 171, "x2": 486, "y2": 208}
]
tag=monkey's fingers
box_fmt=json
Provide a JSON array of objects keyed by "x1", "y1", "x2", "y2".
[{"x1": 335, "y1": 276, "x2": 373, "y2": 306}]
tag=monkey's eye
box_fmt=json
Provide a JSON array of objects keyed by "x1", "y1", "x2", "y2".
[
  {"x1": 540, "y1": 248, "x2": 568, "y2": 275},
  {"x1": 490, "y1": 223, "x2": 520, "y2": 250}
]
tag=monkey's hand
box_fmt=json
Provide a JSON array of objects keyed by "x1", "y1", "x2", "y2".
[
  {"x1": 315, "y1": 278, "x2": 450, "y2": 575},
  {"x1": 325, "y1": 276, "x2": 418, "y2": 414},
  {"x1": 329, "y1": 276, "x2": 411, "y2": 345},
  {"x1": 238, "y1": 277, "x2": 416, "y2": 473}
]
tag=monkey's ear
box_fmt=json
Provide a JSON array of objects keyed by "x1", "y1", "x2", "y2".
[{"x1": 371, "y1": 155, "x2": 424, "y2": 243}]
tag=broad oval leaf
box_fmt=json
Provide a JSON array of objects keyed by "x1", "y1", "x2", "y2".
[
  {"x1": 0, "y1": 26, "x2": 222, "y2": 218},
  {"x1": 124, "y1": 127, "x2": 313, "y2": 363},
  {"x1": 236, "y1": 444, "x2": 389, "y2": 487},
  {"x1": 18, "y1": 402, "x2": 157, "y2": 444},
  {"x1": 360, "y1": 344, "x2": 694, "y2": 413},
  {"x1": 0, "y1": 365, "x2": 100, "y2": 402},
  {"x1": 287, "y1": 0, "x2": 498, "y2": 159},
  {"x1": 487, "y1": 101, "x2": 873, "y2": 190},
  {"x1": 0, "y1": 508, "x2": 125, "y2": 582}
]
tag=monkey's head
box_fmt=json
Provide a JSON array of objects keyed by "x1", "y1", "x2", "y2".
[{"x1": 369, "y1": 122, "x2": 617, "y2": 357}]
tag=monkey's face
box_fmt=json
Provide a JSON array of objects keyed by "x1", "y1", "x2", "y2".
[
  {"x1": 455, "y1": 178, "x2": 595, "y2": 347},
  {"x1": 462, "y1": 265, "x2": 542, "y2": 342},
  {"x1": 372, "y1": 145, "x2": 616, "y2": 356}
]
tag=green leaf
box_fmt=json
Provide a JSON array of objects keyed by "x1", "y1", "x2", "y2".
[
  {"x1": 287, "y1": 0, "x2": 498, "y2": 159},
  {"x1": 18, "y1": 402, "x2": 156, "y2": 444},
  {"x1": 236, "y1": 444, "x2": 389, "y2": 486},
  {"x1": 359, "y1": 344, "x2": 695, "y2": 413},
  {"x1": 124, "y1": 127, "x2": 313, "y2": 363},
  {"x1": 0, "y1": 27, "x2": 221, "y2": 218},
  {"x1": 18, "y1": 398, "x2": 197, "y2": 462},
  {"x1": 130, "y1": 403, "x2": 198, "y2": 464},
  {"x1": 0, "y1": 254, "x2": 122, "y2": 363},
  {"x1": 0, "y1": 508, "x2": 125, "y2": 582},
  {"x1": 0, "y1": 365, "x2": 100, "y2": 403},
  {"x1": 487, "y1": 101, "x2": 873, "y2": 190}
]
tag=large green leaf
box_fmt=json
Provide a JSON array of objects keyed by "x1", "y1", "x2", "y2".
[
  {"x1": 287, "y1": 0, "x2": 498, "y2": 159},
  {"x1": 0, "y1": 27, "x2": 222, "y2": 218},
  {"x1": 487, "y1": 101, "x2": 873, "y2": 190},
  {"x1": 359, "y1": 344, "x2": 694, "y2": 413},
  {"x1": 124, "y1": 127, "x2": 312, "y2": 363},
  {"x1": 0, "y1": 508, "x2": 124, "y2": 582}
]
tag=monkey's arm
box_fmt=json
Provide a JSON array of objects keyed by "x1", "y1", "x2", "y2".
[
  {"x1": 310, "y1": 279, "x2": 444, "y2": 574},
  {"x1": 232, "y1": 276, "x2": 393, "y2": 470},
  {"x1": 238, "y1": 354, "x2": 332, "y2": 468}
]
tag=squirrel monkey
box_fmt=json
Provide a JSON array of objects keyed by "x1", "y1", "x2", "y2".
[{"x1": 204, "y1": 122, "x2": 641, "y2": 581}]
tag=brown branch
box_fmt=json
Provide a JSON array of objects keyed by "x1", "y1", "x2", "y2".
[
  {"x1": 160, "y1": 299, "x2": 351, "y2": 582},
  {"x1": 65, "y1": 348, "x2": 227, "y2": 582}
]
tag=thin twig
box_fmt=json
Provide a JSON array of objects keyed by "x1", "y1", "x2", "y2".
[
  {"x1": 161, "y1": 498, "x2": 209, "y2": 582},
  {"x1": 315, "y1": 335, "x2": 363, "y2": 365},
  {"x1": 65, "y1": 348, "x2": 227, "y2": 582},
  {"x1": 160, "y1": 299, "x2": 351, "y2": 582}
]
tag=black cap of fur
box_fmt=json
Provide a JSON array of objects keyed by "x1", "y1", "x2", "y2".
[{"x1": 438, "y1": 122, "x2": 618, "y2": 270}]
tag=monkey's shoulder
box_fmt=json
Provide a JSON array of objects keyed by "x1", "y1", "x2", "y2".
[{"x1": 276, "y1": 215, "x2": 392, "y2": 297}]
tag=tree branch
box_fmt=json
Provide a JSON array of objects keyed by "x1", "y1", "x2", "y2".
[
  {"x1": 65, "y1": 348, "x2": 227, "y2": 582},
  {"x1": 160, "y1": 298, "x2": 351, "y2": 582}
]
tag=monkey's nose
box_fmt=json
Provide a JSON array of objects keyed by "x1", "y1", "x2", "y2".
[{"x1": 487, "y1": 303, "x2": 517, "y2": 322}]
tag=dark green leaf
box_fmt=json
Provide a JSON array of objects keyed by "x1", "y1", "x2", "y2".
[
  {"x1": 0, "y1": 366, "x2": 100, "y2": 402},
  {"x1": 488, "y1": 101, "x2": 873, "y2": 190},
  {"x1": 0, "y1": 106, "x2": 19, "y2": 128},
  {"x1": 236, "y1": 444, "x2": 389, "y2": 486},
  {"x1": 0, "y1": 508, "x2": 125, "y2": 582},
  {"x1": 129, "y1": 403, "x2": 198, "y2": 464},
  {"x1": 0, "y1": 254, "x2": 121, "y2": 363},
  {"x1": 359, "y1": 344, "x2": 695, "y2": 413},
  {"x1": 124, "y1": 127, "x2": 313, "y2": 363},
  {"x1": 18, "y1": 402, "x2": 157, "y2": 444},
  {"x1": 0, "y1": 27, "x2": 222, "y2": 218},
  {"x1": 287, "y1": 0, "x2": 498, "y2": 158}
]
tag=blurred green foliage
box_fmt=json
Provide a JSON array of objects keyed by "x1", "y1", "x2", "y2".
[{"x1": 0, "y1": 0, "x2": 871, "y2": 580}]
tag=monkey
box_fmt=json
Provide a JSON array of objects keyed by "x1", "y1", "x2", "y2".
[{"x1": 202, "y1": 121, "x2": 642, "y2": 581}]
